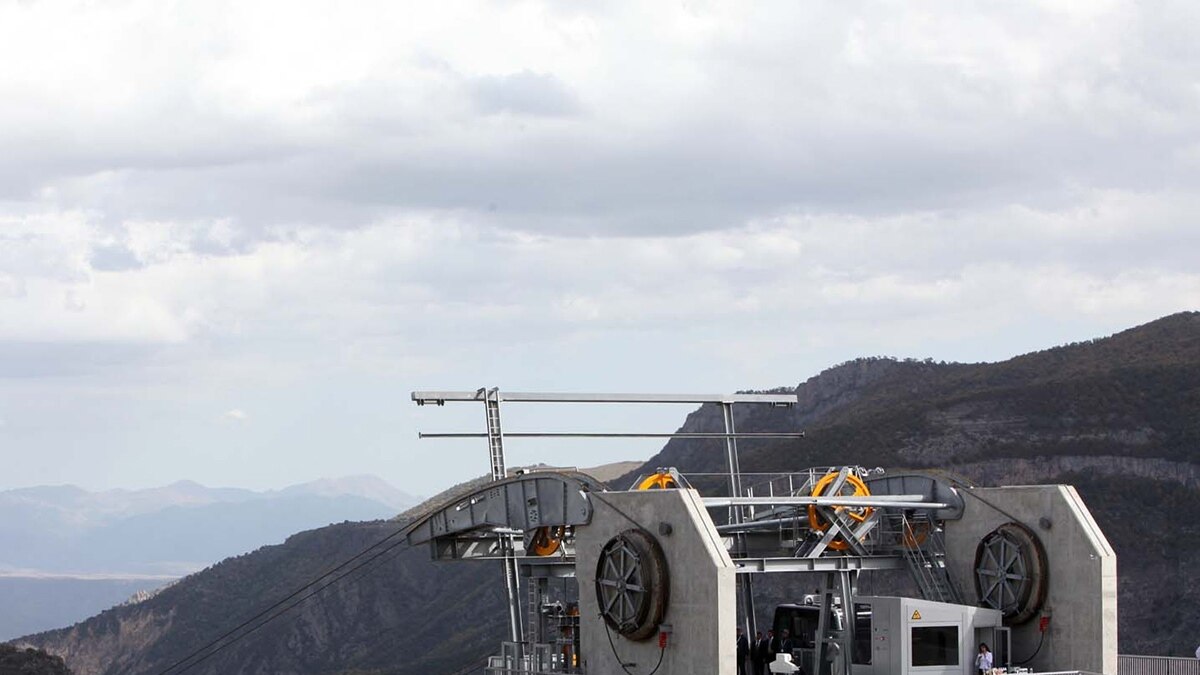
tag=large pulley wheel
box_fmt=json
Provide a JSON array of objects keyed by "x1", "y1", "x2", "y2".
[
  {"x1": 807, "y1": 472, "x2": 873, "y2": 551},
  {"x1": 974, "y1": 522, "x2": 1048, "y2": 624},
  {"x1": 636, "y1": 471, "x2": 678, "y2": 490},
  {"x1": 594, "y1": 529, "x2": 669, "y2": 641},
  {"x1": 527, "y1": 526, "x2": 565, "y2": 556}
]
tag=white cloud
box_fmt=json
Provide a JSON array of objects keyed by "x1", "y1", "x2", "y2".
[
  {"x1": 2, "y1": 192, "x2": 1195, "y2": 358},
  {"x1": 0, "y1": 1, "x2": 1197, "y2": 233},
  {"x1": 0, "y1": 1, "x2": 1197, "y2": 494},
  {"x1": 223, "y1": 409, "x2": 247, "y2": 422}
]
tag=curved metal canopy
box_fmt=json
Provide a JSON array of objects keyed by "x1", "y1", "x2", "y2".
[
  {"x1": 864, "y1": 471, "x2": 966, "y2": 520},
  {"x1": 406, "y1": 470, "x2": 601, "y2": 547}
]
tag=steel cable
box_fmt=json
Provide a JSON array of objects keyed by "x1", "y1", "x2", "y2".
[{"x1": 154, "y1": 521, "x2": 416, "y2": 675}]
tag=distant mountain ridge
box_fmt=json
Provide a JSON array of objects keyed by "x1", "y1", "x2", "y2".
[
  {"x1": 0, "y1": 475, "x2": 417, "y2": 530},
  {"x1": 17, "y1": 313, "x2": 1200, "y2": 672},
  {"x1": 0, "y1": 476, "x2": 419, "y2": 640},
  {"x1": 277, "y1": 476, "x2": 415, "y2": 511}
]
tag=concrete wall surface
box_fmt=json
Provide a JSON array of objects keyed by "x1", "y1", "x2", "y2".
[
  {"x1": 576, "y1": 489, "x2": 736, "y2": 675},
  {"x1": 944, "y1": 485, "x2": 1118, "y2": 674}
]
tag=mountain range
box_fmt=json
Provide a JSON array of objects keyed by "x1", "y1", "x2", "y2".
[
  {"x1": 13, "y1": 312, "x2": 1200, "y2": 672},
  {"x1": 0, "y1": 476, "x2": 418, "y2": 640}
]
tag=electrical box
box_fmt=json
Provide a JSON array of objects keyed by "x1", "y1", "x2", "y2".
[{"x1": 850, "y1": 596, "x2": 1003, "y2": 675}]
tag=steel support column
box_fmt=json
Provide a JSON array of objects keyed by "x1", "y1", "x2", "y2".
[
  {"x1": 839, "y1": 570, "x2": 856, "y2": 675},
  {"x1": 723, "y1": 401, "x2": 757, "y2": 638},
  {"x1": 483, "y1": 388, "x2": 524, "y2": 651},
  {"x1": 812, "y1": 570, "x2": 859, "y2": 675}
]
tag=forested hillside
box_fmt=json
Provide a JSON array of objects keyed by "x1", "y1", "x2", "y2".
[{"x1": 20, "y1": 520, "x2": 505, "y2": 675}]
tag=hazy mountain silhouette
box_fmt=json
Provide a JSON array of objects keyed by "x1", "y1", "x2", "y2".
[{"x1": 0, "y1": 477, "x2": 418, "y2": 639}]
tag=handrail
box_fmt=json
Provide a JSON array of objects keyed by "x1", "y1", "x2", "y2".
[{"x1": 1119, "y1": 654, "x2": 1200, "y2": 675}]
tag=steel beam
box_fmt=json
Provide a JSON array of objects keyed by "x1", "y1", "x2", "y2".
[
  {"x1": 520, "y1": 561, "x2": 578, "y2": 579},
  {"x1": 732, "y1": 555, "x2": 905, "y2": 573},
  {"x1": 713, "y1": 503, "x2": 934, "y2": 534},
  {"x1": 412, "y1": 390, "x2": 798, "y2": 405},
  {"x1": 419, "y1": 431, "x2": 806, "y2": 439}
]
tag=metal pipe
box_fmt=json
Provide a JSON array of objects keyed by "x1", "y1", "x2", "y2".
[
  {"x1": 703, "y1": 496, "x2": 948, "y2": 508},
  {"x1": 714, "y1": 516, "x2": 814, "y2": 533}
]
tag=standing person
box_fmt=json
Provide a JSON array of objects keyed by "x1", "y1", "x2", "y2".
[
  {"x1": 766, "y1": 629, "x2": 779, "y2": 669},
  {"x1": 976, "y1": 643, "x2": 994, "y2": 674},
  {"x1": 780, "y1": 629, "x2": 795, "y2": 657},
  {"x1": 751, "y1": 630, "x2": 767, "y2": 675},
  {"x1": 1195, "y1": 643, "x2": 1200, "y2": 660},
  {"x1": 736, "y1": 627, "x2": 750, "y2": 675}
]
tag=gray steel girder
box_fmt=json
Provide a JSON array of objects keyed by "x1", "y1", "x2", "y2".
[
  {"x1": 732, "y1": 555, "x2": 905, "y2": 573},
  {"x1": 406, "y1": 471, "x2": 599, "y2": 546}
]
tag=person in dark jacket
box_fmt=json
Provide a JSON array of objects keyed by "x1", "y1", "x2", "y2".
[
  {"x1": 767, "y1": 629, "x2": 781, "y2": 666},
  {"x1": 779, "y1": 629, "x2": 795, "y2": 657},
  {"x1": 736, "y1": 627, "x2": 750, "y2": 675},
  {"x1": 752, "y1": 630, "x2": 770, "y2": 675}
]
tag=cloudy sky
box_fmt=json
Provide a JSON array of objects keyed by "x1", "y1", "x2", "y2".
[{"x1": 1, "y1": 0, "x2": 1198, "y2": 496}]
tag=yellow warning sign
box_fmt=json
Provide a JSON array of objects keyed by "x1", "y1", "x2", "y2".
[{"x1": 911, "y1": 610, "x2": 922, "y2": 620}]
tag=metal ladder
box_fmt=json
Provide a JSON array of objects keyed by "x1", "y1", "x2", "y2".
[
  {"x1": 899, "y1": 512, "x2": 962, "y2": 605},
  {"x1": 484, "y1": 388, "x2": 506, "y2": 481}
]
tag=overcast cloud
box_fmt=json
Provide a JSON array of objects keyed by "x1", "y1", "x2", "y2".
[{"x1": 1, "y1": 0, "x2": 1198, "y2": 495}]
